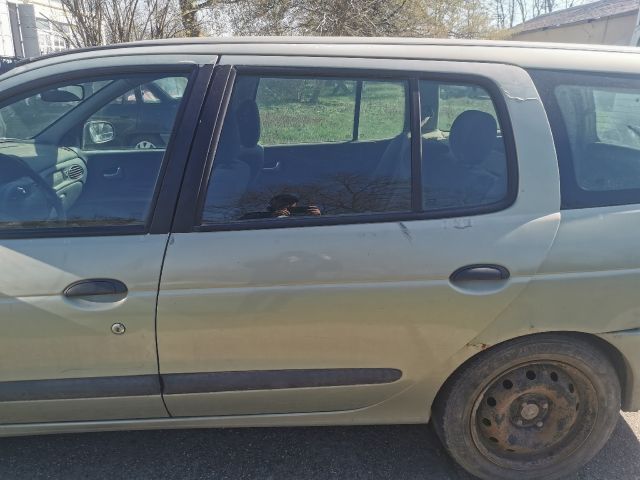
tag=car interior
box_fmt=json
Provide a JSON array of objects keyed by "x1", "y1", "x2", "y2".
[
  {"x1": 0, "y1": 74, "x2": 181, "y2": 228},
  {"x1": 0, "y1": 72, "x2": 510, "y2": 230},
  {"x1": 554, "y1": 84, "x2": 640, "y2": 192},
  {"x1": 203, "y1": 76, "x2": 509, "y2": 223}
]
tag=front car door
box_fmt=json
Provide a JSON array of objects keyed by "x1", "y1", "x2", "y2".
[
  {"x1": 0, "y1": 54, "x2": 215, "y2": 426},
  {"x1": 156, "y1": 57, "x2": 561, "y2": 422}
]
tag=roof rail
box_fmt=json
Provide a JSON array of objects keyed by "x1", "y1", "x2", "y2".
[{"x1": 14, "y1": 42, "x2": 145, "y2": 68}]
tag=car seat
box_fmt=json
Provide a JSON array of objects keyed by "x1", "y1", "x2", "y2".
[
  {"x1": 424, "y1": 110, "x2": 504, "y2": 209},
  {"x1": 235, "y1": 99, "x2": 264, "y2": 184}
]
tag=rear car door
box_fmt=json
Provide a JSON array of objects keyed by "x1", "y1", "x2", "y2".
[
  {"x1": 156, "y1": 57, "x2": 561, "y2": 420},
  {"x1": 0, "y1": 59, "x2": 213, "y2": 425}
]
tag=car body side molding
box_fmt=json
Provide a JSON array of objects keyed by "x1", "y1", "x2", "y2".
[
  {"x1": 0, "y1": 369, "x2": 402, "y2": 402},
  {"x1": 162, "y1": 368, "x2": 403, "y2": 395},
  {"x1": 0, "y1": 375, "x2": 161, "y2": 402}
]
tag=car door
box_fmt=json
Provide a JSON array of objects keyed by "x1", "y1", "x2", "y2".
[
  {"x1": 156, "y1": 58, "x2": 561, "y2": 420},
  {"x1": 0, "y1": 63, "x2": 211, "y2": 425}
]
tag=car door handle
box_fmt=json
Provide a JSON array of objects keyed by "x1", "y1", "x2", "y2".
[
  {"x1": 103, "y1": 167, "x2": 122, "y2": 179},
  {"x1": 450, "y1": 265, "x2": 510, "y2": 283},
  {"x1": 262, "y1": 161, "x2": 281, "y2": 172},
  {"x1": 63, "y1": 279, "x2": 128, "y2": 298}
]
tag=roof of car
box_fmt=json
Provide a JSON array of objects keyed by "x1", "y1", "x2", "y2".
[{"x1": 6, "y1": 37, "x2": 640, "y2": 79}]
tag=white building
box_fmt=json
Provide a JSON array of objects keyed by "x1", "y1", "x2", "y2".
[{"x1": 0, "y1": 0, "x2": 71, "y2": 58}]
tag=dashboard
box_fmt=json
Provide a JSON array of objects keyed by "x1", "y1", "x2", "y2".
[{"x1": 0, "y1": 142, "x2": 87, "y2": 223}]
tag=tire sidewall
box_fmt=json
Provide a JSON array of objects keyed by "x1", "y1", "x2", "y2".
[{"x1": 436, "y1": 336, "x2": 621, "y2": 480}]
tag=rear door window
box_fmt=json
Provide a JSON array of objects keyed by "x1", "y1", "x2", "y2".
[
  {"x1": 420, "y1": 80, "x2": 508, "y2": 211},
  {"x1": 199, "y1": 71, "x2": 515, "y2": 227},
  {"x1": 203, "y1": 74, "x2": 412, "y2": 223}
]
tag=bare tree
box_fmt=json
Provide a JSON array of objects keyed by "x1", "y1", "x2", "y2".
[
  {"x1": 488, "y1": 0, "x2": 588, "y2": 29},
  {"x1": 52, "y1": 0, "x2": 184, "y2": 48},
  {"x1": 48, "y1": 0, "x2": 594, "y2": 50},
  {"x1": 178, "y1": 0, "x2": 218, "y2": 36},
  {"x1": 201, "y1": 0, "x2": 496, "y2": 38},
  {"x1": 55, "y1": 0, "x2": 105, "y2": 48}
]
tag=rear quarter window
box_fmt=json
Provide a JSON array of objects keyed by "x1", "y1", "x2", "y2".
[{"x1": 530, "y1": 70, "x2": 640, "y2": 208}]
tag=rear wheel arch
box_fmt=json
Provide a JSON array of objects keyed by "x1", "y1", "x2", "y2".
[
  {"x1": 430, "y1": 331, "x2": 625, "y2": 480},
  {"x1": 432, "y1": 331, "x2": 629, "y2": 414}
]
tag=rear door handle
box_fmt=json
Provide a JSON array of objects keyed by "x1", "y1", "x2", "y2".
[
  {"x1": 63, "y1": 279, "x2": 128, "y2": 298},
  {"x1": 450, "y1": 265, "x2": 510, "y2": 283}
]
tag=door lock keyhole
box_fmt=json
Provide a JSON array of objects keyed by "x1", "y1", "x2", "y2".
[{"x1": 111, "y1": 323, "x2": 126, "y2": 335}]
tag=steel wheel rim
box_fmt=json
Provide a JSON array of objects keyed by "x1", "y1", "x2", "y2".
[
  {"x1": 135, "y1": 140, "x2": 156, "y2": 149},
  {"x1": 470, "y1": 360, "x2": 599, "y2": 470}
]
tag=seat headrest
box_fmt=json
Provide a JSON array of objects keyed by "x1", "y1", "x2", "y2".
[
  {"x1": 449, "y1": 110, "x2": 497, "y2": 165},
  {"x1": 236, "y1": 99, "x2": 261, "y2": 148}
]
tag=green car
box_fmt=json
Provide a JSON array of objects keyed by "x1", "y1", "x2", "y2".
[{"x1": 0, "y1": 37, "x2": 639, "y2": 480}]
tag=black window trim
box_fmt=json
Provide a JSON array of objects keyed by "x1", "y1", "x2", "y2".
[
  {"x1": 175, "y1": 66, "x2": 519, "y2": 234},
  {"x1": 171, "y1": 64, "x2": 236, "y2": 233},
  {"x1": 352, "y1": 80, "x2": 363, "y2": 141},
  {"x1": 0, "y1": 63, "x2": 210, "y2": 240},
  {"x1": 529, "y1": 68, "x2": 640, "y2": 210}
]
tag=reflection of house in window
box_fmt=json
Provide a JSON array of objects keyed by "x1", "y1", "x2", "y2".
[
  {"x1": 36, "y1": 17, "x2": 69, "y2": 54},
  {"x1": 0, "y1": 1, "x2": 72, "y2": 58}
]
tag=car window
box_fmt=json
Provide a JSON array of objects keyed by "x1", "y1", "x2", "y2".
[
  {"x1": 200, "y1": 73, "x2": 514, "y2": 226},
  {"x1": 358, "y1": 81, "x2": 406, "y2": 141},
  {"x1": 531, "y1": 70, "x2": 640, "y2": 208},
  {"x1": 110, "y1": 91, "x2": 138, "y2": 105},
  {"x1": 420, "y1": 80, "x2": 508, "y2": 211},
  {"x1": 593, "y1": 89, "x2": 640, "y2": 151},
  {"x1": 84, "y1": 74, "x2": 188, "y2": 150},
  {"x1": 255, "y1": 77, "x2": 356, "y2": 145},
  {"x1": 0, "y1": 80, "x2": 111, "y2": 140},
  {"x1": 202, "y1": 74, "x2": 411, "y2": 223},
  {"x1": 153, "y1": 76, "x2": 189, "y2": 99},
  {"x1": 140, "y1": 85, "x2": 161, "y2": 104},
  {"x1": 437, "y1": 85, "x2": 498, "y2": 132},
  {"x1": 0, "y1": 72, "x2": 191, "y2": 231}
]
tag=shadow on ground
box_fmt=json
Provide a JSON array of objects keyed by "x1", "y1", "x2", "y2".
[
  {"x1": 0, "y1": 414, "x2": 638, "y2": 479},
  {"x1": 575, "y1": 413, "x2": 640, "y2": 480}
]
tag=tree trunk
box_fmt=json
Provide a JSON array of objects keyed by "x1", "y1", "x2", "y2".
[{"x1": 179, "y1": 0, "x2": 201, "y2": 37}]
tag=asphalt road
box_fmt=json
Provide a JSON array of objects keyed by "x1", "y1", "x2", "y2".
[{"x1": 1, "y1": 412, "x2": 639, "y2": 479}]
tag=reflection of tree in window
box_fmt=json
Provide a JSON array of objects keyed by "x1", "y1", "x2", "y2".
[{"x1": 203, "y1": 170, "x2": 410, "y2": 223}]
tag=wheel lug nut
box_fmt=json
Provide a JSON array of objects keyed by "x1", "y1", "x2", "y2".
[{"x1": 536, "y1": 421, "x2": 544, "y2": 427}]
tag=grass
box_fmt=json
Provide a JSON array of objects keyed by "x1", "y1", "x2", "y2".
[
  {"x1": 256, "y1": 78, "x2": 498, "y2": 145},
  {"x1": 257, "y1": 80, "x2": 405, "y2": 145},
  {"x1": 438, "y1": 97, "x2": 497, "y2": 131}
]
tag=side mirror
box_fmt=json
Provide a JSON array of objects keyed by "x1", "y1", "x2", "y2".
[
  {"x1": 85, "y1": 121, "x2": 115, "y2": 144},
  {"x1": 41, "y1": 85, "x2": 85, "y2": 102}
]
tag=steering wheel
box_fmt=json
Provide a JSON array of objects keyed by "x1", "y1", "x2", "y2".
[{"x1": 0, "y1": 154, "x2": 66, "y2": 224}]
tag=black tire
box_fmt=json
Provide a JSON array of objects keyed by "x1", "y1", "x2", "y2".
[{"x1": 432, "y1": 334, "x2": 621, "y2": 480}]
